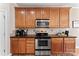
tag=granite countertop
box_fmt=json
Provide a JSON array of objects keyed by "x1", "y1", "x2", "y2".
[{"x1": 10, "y1": 35, "x2": 77, "y2": 38}]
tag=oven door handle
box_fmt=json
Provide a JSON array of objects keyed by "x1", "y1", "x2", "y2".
[{"x1": 35, "y1": 39, "x2": 39, "y2": 49}]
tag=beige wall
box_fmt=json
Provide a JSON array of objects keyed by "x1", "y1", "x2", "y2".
[
  {"x1": 70, "y1": 8, "x2": 79, "y2": 48},
  {"x1": 0, "y1": 3, "x2": 11, "y2": 55},
  {"x1": 0, "y1": 3, "x2": 17, "y2": 55}
]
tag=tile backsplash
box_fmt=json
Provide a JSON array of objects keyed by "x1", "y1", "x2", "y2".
[
  {"x1": 10, "y1": 28, "x2": 54, "y2": 36},
  {"x1": 11, "y1": 28, "x2": 79, "y2": 36},
  {"x1": 27, "y1": 28, "x2": 53, "y2": 35}
]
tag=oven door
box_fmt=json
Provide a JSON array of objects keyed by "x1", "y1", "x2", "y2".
[{"x1": 35, "y1": 39, "x2": 51, "y2": 49}]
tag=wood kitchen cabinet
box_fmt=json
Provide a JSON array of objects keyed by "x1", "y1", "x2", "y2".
[
  {"x1": 35, "y1": 8, "x2": 50, "y2": 19},
  {"x1": 15, "y1": 8, "x2": 36, "y2": 28},
  {"x1": 51, "y1": 38, "x2": 63, "y2": 55},
  {"x1": 50, "y1": 8, "x2": 59, "y2": 28},
  {"x1": 15, "y1": 7, "x2": 70, "y2": 28},
  {"x1": 25, "y1": 8, "x2": 36, "y2": 28},
  {"x1": 10, "y1": 37, "x2": 35, "y2": 55},
  {"x1": 15, "y1": 8, "x2": 26, "y2": 28},
  {"x1": 35, "y1": 8, "x2": 42, "y2": 19},
  {"x1": 50, "y1": 8, "x2": 70, "y2": 28},
  {"x1": 26, "y1": 38, "x2": 35, "y2": 54},
  {"x1": 10, "y1": 38, "x2": 19, "y2": 54},
  {"x1": 42, "y1": 8, "x2": 50, "y2": 19},
  {"x1": 51, "y1": 37, "x2": 75, "y2": 55},
  {"x1": 64, "y1": 38, "x2": 75, "y2": 54},
  {"x1": 59, "y1": 8, "x2": 70, "y2": 28},
  {"x1": 10, "y1": 38, "x2": 26, "y2": 54},
  {"x1": 18, "y1": 38, "x2": 26, "y2": 53}
]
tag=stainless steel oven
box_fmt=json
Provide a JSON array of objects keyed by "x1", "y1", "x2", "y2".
[
  {"x1": 35, "y1": 37, "x2": 51, "y2": 49},
  {"x1": 35, "y1": 35, "x2": 51, "y2": 56},
  {"x1": 36, "y1": 19, "x2": 49, "y2": 28}
]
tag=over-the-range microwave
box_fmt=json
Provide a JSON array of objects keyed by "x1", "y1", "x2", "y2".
[{"x1": 36, "y1": 19, "x2": 49, "y2": 28}]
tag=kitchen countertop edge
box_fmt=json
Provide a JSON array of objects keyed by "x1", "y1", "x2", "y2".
[{"x1": 10, "y1": 35, "x2": 77, "y2": 38}]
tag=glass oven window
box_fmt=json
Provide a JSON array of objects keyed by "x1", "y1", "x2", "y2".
[{"x1": 38, "y1": 40, "x2": 48, "y2": 46}]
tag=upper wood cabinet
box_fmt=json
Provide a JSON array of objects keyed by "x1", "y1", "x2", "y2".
[
  {"x1": 50, "y1": 8, "x2": 70, "y2": 28},
  {"x1": 49, "y1": 8, "x2": 59, "y2": 28},
  {"x1": 35, "y1": 8, "x2": 42, "y2": 19},
  {"x1": 15, "y1": 8, "x2": 26, "y2": 28},
  {"x1": 60, "y1": 8, "x2": 70, "y2": 28},
  {"x1": 42, "y1": 8, "x2": 50, "y2": 19},
  {"x1": 15, "y1": 7, "x2": 70, "y2": 28},
  {"x1": 25, "y1": 8, "x2": 36, "y2": 28},
  {"x1": 35, "y1": 8, "x2": 50, "y2": 19},
  {"x1": 15, "y1": 8, "x2": 36, "y2": 28}
]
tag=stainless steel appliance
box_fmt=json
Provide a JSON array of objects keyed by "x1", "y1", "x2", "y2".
[
  {"x1": 35, "y1": 33, "x2": 51, "y2": 56},
  {"x1": 35, "y1": 37, "x2": 51, "y2": 49},
  {"x1": 36, "y1": 19, "x2": 49, "y2": 28}
]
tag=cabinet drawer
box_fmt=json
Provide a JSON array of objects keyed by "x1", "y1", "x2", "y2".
[
  {"x1": 26, "y1": 47, "x2": 35, "y2": 53},
  {"x1": 26, "y1": 44, "x2": 34, "y2": 47},
  {"x1": 26, "y1": 38, "x2": 34, "y2": 41},
  {"x1": 26, "y1": 41, "x2": 34, "y2": 44}
]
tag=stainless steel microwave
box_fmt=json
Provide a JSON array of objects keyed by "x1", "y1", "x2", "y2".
[{"x1": 36, "y1": 19, "x2": 49, "y2": 28}]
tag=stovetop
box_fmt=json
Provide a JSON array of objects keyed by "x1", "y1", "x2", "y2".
[
  {"x1": 35, "y1": 33, "x2": 51, "y2": 38},
  {"x1": 36, "y1": 33, "x2": 48, "y2": 36}
]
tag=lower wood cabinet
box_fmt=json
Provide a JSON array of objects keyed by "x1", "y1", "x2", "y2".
[
  {"x1": 11, "y1": 37, "x2": 75, "y2": 56},
  {"x1": 64, "y1": 38, "x2": 75, "y2": 54},
  {"x1": 10, "y1": 37, "x2": 35, "y2": 55},
  {"x1": 51, "y1": 38, "x2": 63, "y2": 55},
  {"x1": 26, "y1": 38, "x2": 35, "y2": 54},
  {"x1": 51, "y1": 37, "x2": 75, "y2": 55},
  {"x1": 10, "y1": 38, "x2": 19, "y2": 54},
  {"x1": 18, "y1": 38, "x2": 26, "y2": 53}
]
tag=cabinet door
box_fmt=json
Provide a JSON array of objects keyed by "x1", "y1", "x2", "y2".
[
  {"x1": 42, "y1": 8, "x2": 50, "y2": 19},
  {"x1": 10, "y1": 38, "x2": 19, "y2": 53},
  {"x1": 50, "y1": 8, "x2": 59, "y2": 28},
  {"x1": 64, "y1": 38, "x2": 75, "y2": 54},
  {"x1": 25, "y1": 8, "x2": 36, "y2": 28},
  {"x1": 15, "y1": 8, "x2": 26, "y2": 28},
  {"x1": 26, "y1": 38, "x2": 35, "y2": 54},
  {"x1": 18, "y1": 38, "x2": 26, "y2": 53},
  {"x1": 60, "y1": 8, "x2": 69, "y2": 28},
  {"x1": 35, "y1": 8, "x2": 42, "y2": 19},
  {"x1": 35, "y1": 8, "x2": 50, "y2": 19},
  {"x1": 51, "y1": 38, "x2": 63, "y2": 55}
]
